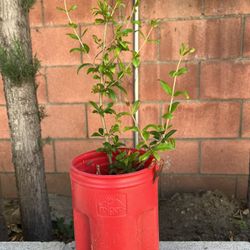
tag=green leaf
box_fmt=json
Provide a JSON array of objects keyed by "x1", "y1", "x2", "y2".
[
  {"x1": 87, "y1": 67, "x2": 97, "y2": 74},
  {"x1": 147, "y1": 39, "x2": 160, "y2": 44},
  {"x1": 118, "y1": 71, "x2": 124, "y2": 79},
  {"x1": 116, "y1": 84, "x2": 127, "y2": 94},
  {"x1": 142, "y1": 131, "x2": 150, "y2": 140},
  {"x1": 81, "y1": 28, "x2": 88, "y2": 38},
  {"x1": 179, "y1": 43, "x2": 195, "y2": 56},
  {"x1": 132, "y1": 100, "x2": 140, "y2": 114},
  {"x1": 136, "y1": 141, "x2": 145, "y2": 149},
  {"x1": 176, "y1": 67, "x2": 188, "y2": 76},
  {"x1": 107, "y1": 89, "x2": 117, "y2": 101},
  {"x1": 89, "y1": 101, "x2": 99, "y2": 110},
  {"x1": 174, "y1": 90, "x2": 189, "y2": 99},
  {"x1": 150, "y1": 19, "x2": 160, "y2": 28},
  {"x1": 152, "y1": 151, "x2": 160, "y2": 161},
  {"x1": 69, "y1": 4, "x2": 77, "y2": 11},
  {"x1": 150, "y1": 131, "x2": 161, "y2": 140},
  {"x1": 95, "y1": 18, "x2": 105, "y2": 24},
  {"x1": 77, "y1": 63, "x2": 91, "y2": 74},
  {"x1": 110, "y1": 124, "x2": 120, "y2": 133},
  {"x1": 82, "y1": 43, "x2": 90, "y2": 53},
  {"x1": 66, "y1": 33, "x2": 78, "y2": 40},
  {"x1": 93, "y1": 74, "x2": 100, "y2": 79},
  {"x1": 143, "y1": 124, "x2": 160, "y2": 131},
  {"x1": 131, "y1": 20, "x2": 142, "y2": 26},
  {"x1": 68, "y1": 22, "x2": 78, "y2": 29},
  {"x1": 162, "y1": 112, "x2": 173, "y2": 120},
  {"x1": 169, "y1": 67, "x2": 188, "y2": 77},
  {"x1": 91, "y1": 132, "x2": 102, "y2": 137},
  {"x1": 116, "y1": 112, "x2": 130, "y2": 119},
  {"x1": 155, "y1": 142, "x2": 175, "y2": 151},
  {"x1": 160, "y1": 80, "x2": 172, "y2": 95},
  {"x1": 139, "y1": 151, "x2": 152, "y2": 162},
  {"x1": 118, "y1": 40, "x2": 129, "y2": 51},
  {"x1": 56, "y1": 7, "x2": 66, "y2": 13},
  {"x1": 121, "y1": 28, "x2": 133, "y2": 36},
  {"x1": 179, "y1": 43, "x2": 186, "y2": 56},
  {"x1": 164, "y1": 129, "x2": 177, "y2": 139},
  {"x1": 124, "y1": 126, "x2": 139, "y2": 132},
  {"x1": 132, "y1": 53, "x2": 140, "y2": 68},
  {"x1": 114, "y1": 47, "x2": 121, "y2": 58},
  {"x1": 134, "y1": 0, "x2": 140, "y2": 7},
  {"x1": 92, "y1": 35, "x2": 101, "y2": 44},
  {"x1": 169, "y1": 102, "x2": 180, "y2": 113},
  {"x1": 98, "y1": 128, "x2": 104, "y2": 135},
  {"x1": 69, "y1": 48, "x2": 82, "y2": 53}
]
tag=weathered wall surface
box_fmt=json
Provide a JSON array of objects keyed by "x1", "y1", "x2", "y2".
[{"x1": 0, "y1": 0, "x2": 250, "y2": 198}]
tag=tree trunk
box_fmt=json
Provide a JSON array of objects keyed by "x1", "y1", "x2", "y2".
[{"x1": 0, "y1": 0, "x2": 52, "y2": 240}]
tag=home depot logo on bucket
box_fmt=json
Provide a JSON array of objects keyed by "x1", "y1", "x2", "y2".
[{"x1": 97, "y1": 193, "x2": 127, "y2": 216}]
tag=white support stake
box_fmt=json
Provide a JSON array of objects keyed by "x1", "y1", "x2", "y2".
[{"x1": 133, "y1": 0, "x2": 139, "y2": 147}]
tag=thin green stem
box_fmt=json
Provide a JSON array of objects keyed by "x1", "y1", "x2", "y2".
[
  {"x1": 128, "y1": 106, "x2": 150, "y2": 148},
  {"x1": 162, "y1": 56, "x2": 183, "y2": 139},
  {"x1": 64, "y1": 0, "x2": 93, "y2": 63}
]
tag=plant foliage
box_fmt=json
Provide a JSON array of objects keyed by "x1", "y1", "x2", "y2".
[
  {"x1": 21, "y1": 0, "x2": 37, "y2": 12},
  {"x1": 0, "y1": 40, "x2": 40, "y2": 85},
  {"x1": 59, "y1": 0, "x2": 195, "y2": 175}
]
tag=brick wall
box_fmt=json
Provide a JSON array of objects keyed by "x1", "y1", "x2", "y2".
[{"x1": 0, "y1": 0, "x2": 250, "y2": 199}]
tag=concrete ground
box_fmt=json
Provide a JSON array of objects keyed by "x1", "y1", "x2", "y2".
[{"x1": 0, "y1": 242, "x2": 249, "y2": 250}]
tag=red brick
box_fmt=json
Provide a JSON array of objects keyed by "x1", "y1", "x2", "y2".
[
  {"x1": 119, "y1": 75, "x2": 134, "y2": 103},
  {"x1": 31, "y1": 27, "x2": 80, "y2": 66},
  {"x1": 201, "y1": 140, "x2": 250, "y2": 174},
  {"x1": 0, "y1": 141, "x2": 14, "y2": 172},
  {"x1": 29, "y1": 0, "x2": 42, "y2": 26},
  {"x1": 0, "y1": 77, "x2": 5, "y2": 105},
  {"x1": 0, "y1": 107, "x2": 9, "y2": 139},
  {"x1": 47, "y1": 66, "x2": 96, "y2": 103},
  {"x1": 171, "y1": 102, "x2": 241, "y2": 138},
  {"x1": 236, "y1": 176, "x2": 248, "y2": 199},
  {"x1": 160, "y1": 174, "x2": 236, "y2": 198},
  {"x1": 139, "y1": 103, "x2": 161, "y2": 129},
  {"x1": 0, "y1": 174, "x2": 17, "y2": 198},
  {"x1": 205, "y1": 0, "x2": 250, "y2": 15},
  {"x1": 87, "y1": 103, "x2": 133, "y2": 139},
  {"x1": 55, "y1": 139, "x2": 103, "y2": 172},
  {"x1": 201, "y1": 61, "x2": 250, "y2": 99},
  {"x1": 140, "y1": 25, "x2": 158, "y2": 61},
  {"x1": 242, "y1": 102, "x2": 250, "y2": 137},
  {"x1": 43, "y1": 143, "x2": 55, "y2": 172},
  {"x1": 140, "y1": 63, "x2": 198, "y2": 101},
  {"x1": 161, "y1": 141, "x2": 199, "y2": 174},
  {"x1": 141, "y1": 0, "x2": 201, "y2": 19},
  {"x1": 243, "y1": 18, "x2": 250, "y2": 57},
  {"x1": 41, "y1": 105, "x2": 86, "y2": 138},
  {"x1": 46, "y1": 173, "x2": 71, "y2": 196},
  {"x1": 43, "y1": 0, "x2": 96, "y2": 25},
  {"x1": 160, "y1": 18, "x2": 241, "y2": 60}
]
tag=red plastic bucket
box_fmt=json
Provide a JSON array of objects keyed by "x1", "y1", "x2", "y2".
[{"x1": 70, "y1": 149, "x2": 159, "y2": 250}]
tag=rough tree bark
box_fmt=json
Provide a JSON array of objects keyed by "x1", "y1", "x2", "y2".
[{"x1": 0, "y1": 0, "x2": 52, "y2": 240}]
